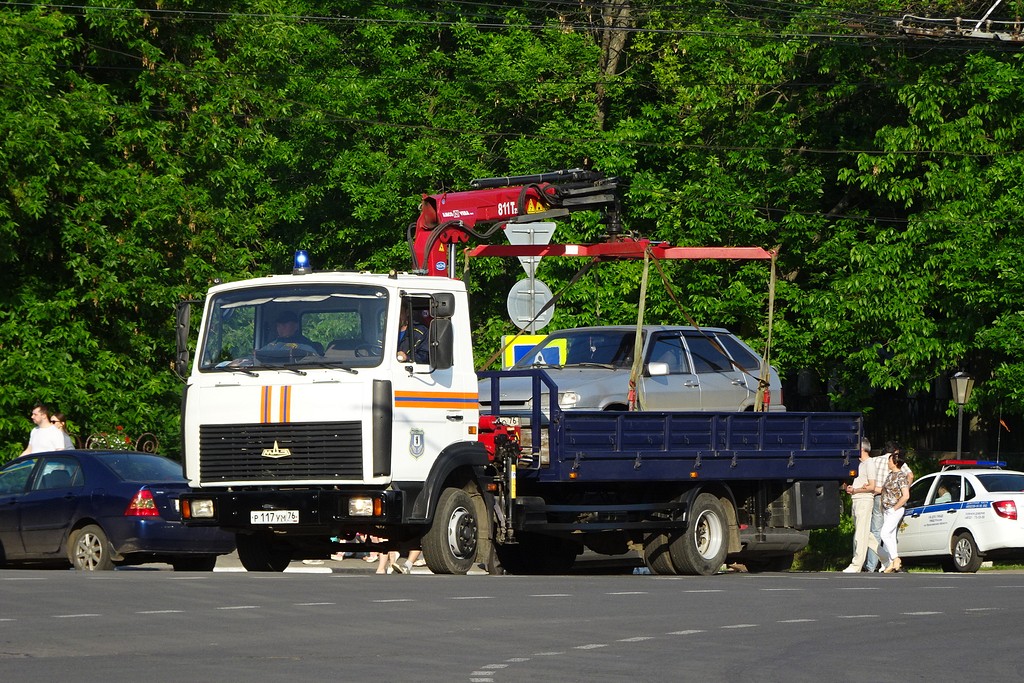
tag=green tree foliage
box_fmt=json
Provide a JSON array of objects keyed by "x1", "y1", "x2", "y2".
[{"x1": 2, "y1": 1, "x2": 1021, "y2": 459}]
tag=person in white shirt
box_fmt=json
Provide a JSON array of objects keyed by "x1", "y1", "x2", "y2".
[
  {"x1": 21, "y1": 403, "x2": 66, "y2": 455},
  {"x1": 842, "y1": 438, "x2": 877, "y2": 572},
  {"x1": 864, "y1": 440, "x2": 914, "y2": 572}
]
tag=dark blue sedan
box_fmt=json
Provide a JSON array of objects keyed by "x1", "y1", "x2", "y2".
[{"x1": 0, "y1": 450, "x2": 235, "y2": 571}]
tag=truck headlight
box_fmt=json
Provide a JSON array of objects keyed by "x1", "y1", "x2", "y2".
[
  {"x1": 348, "y1": 497, "x2": 375, "y2": 516},
  {"x1": 187, "y1": 498, "x2": 215, "y2": 519},
  {"x1": 558, "y1": 391, "x2": 580, "y2": 408}
]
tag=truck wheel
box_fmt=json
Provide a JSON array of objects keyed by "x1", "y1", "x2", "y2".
[
  {"x1": 236, "y1": 533, "x2": 292, "y2": 572},
  {"x1": 643, "y1": 533, "x2": 677, "y2": 575},
  {"x1": 423, "y1": 487, "x2": 478, "y2": 575},
  {"x1": 950, "y1": 532, "x2": 983, "y2": 573},
  {"x1": 68, "y1": 524, "x2": 115, "y2": 571},
  {"x1": 669, "y1": 493, "x2": 728, "y2": 576}
]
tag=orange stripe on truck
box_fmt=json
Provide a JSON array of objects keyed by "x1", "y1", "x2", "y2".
[{"x1": 394, "y1": 391, "x2": 478, "y2": 410}]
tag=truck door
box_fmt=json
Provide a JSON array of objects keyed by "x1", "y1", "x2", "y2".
[{"x1": 389, "y1": 295, "x2": 475, "y2": 482}]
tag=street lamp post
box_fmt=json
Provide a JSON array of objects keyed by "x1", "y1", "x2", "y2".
[{"x1": 951, "y1": 372, "x2": 975, "y2": 459}]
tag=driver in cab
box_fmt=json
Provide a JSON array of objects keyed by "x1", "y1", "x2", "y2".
[{"x1": 266, "y1": 311, "x2": 324, "y2": 355}]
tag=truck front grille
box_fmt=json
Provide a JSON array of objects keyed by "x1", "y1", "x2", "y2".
[{"x1": 199, "y1": 421, "x2": 363, "y2": 482}]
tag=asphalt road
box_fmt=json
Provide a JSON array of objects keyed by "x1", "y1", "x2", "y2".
[{"x1": 2, "y1": 568, "x2": 1022, "y2": 682}]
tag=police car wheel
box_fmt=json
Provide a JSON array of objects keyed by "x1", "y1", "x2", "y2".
[{"x1": 950, "y1": 532, "x2": 983, "y2": 573}]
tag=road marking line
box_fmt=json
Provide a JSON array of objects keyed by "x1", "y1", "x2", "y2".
[
  {"x1": 668, "y1": 630, "x2": 706, "y2": 635},
  {"x1": 532, "y1": 652, "x2": 564, "y2": 656},
  {"x1": 372, "y1": 599, "x2": 415, "y2": 603},
  {"x1": 574, "y1": 644, "x2": 608, "y2": 650},
  {"x1": 618, "y1": 636, "x2": 654, "y2": 642},
  {"x1": 837, "y1": 587, "x2": 879, "y2": 591},
  {"x1": 451, "y1": 596, "x2": 494, "y2": 600},
  {"x1": 137, "y1": 610, "x2": 185, "y2": 614},
  {"x1": 480, "y1": 664, "x2": 508, "y2": 669},
  {"x1": 837, "y1": 614, "x2": 878, "y2": 619},
  {"x1": 684, "y1": 589, "x2": 723, "y2": 593},
  {"x1": 506, "y1": 658, "x2": 531, "y2": 662},
  {"x1": 965, "y1": 607, "x2": 1000, "y2": 611},
  {"x1": 216, "y1": 605, "x2": 259, "y2": 610},
  {"x1": 296, "y1": 602, "x2": 336, "y2": 606},
  {"x1": 902, "y1": 611, "x2": 941, "y2": 616},
  {"x1": 761, "y1": 588, "x2": 802, "y2": 591},
  {"x1": 53, "y1": 614, "x2": 101, "y2": 618},
  {"x1": 608, "y1": 591, "x2": 647, "y2": 595},
  {"x1": 721, "y1": 624, "x2": 757, "y2": 629},
  {"x1": 778, "y1": 619, "x2": 816, "y2": 623},
  {"x1": 530, "y1": 594, "x2": 571, "y2": 597}
]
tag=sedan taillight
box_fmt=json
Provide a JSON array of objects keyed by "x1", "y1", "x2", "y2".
[
  {"x1": 125, "y1": 489, "x2": 161, "y2": 517},
  {"x1": 993, "y1": 500, "x2": 1017, "y2": 520}
]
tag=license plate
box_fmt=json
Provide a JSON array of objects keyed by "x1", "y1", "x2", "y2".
[{"x1": 250, "y1": 510, "x2": 299, "y2": 524}]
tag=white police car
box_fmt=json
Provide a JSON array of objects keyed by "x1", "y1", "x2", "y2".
[{"x1": 899, "y1": 460, "x2": 1024, "y2": 572}]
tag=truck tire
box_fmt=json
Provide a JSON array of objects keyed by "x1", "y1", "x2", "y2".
[
  {"x1": 236, "y1": 533, "x2": 292, "y2": 572},
  {"x1": 669, "y1": 493, "x2": 728, "y2": 576},
  {"x1": 643, "y1": 532, "x2": 678, "y2": 575},
  {"x1": 496, "y1": 533, "x2": 579, "y2": 575},
  {"x1": 423, "y1": 487, "x2": 478, "y2": 575}
]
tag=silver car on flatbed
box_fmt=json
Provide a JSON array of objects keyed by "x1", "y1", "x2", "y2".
[{"x1": 478, "y1": 325, "x2": 784, "y2": 418}]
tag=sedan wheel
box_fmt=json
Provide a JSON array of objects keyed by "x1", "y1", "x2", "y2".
[{"x1": 68, "y1": 524, "x2": 115, "y2": 571}]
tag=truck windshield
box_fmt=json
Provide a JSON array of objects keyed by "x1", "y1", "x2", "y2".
[
  {"x1": 513, "y1": 329, "x2": 641, "y2": 369},
  {"x1": 198, "y1": 284, "x2": 389, "y2": 371}
]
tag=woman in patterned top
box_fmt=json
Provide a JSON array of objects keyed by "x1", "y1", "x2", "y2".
[{"x1": 879, "y1": 448, "x2": 911, "y2": 573}]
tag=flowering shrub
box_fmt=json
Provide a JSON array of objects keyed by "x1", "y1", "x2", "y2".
[{"x1": 87, "y1": 425, "x2": 135, "y2": 451}]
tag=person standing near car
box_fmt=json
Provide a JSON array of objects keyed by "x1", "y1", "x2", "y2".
[
  {"x1": 879, "y1": 448, "x2": 911, "y2": 573},
  {"x1": 841, "y1": 438, "x2": 877, "y2": 572},
  {"x1": 21, "y1": 402, "x2": 65, "y2": 455},
  {"x1": 50, "y1": 412, "x2": 76, "y2": 450},
  {"x1": 865, "y1": 440, "x2": 914, "y2": 572}
]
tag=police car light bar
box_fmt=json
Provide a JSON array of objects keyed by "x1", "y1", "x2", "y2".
[{"x1": 939, "y1": 459, "x2": 1007, "y2": 469}]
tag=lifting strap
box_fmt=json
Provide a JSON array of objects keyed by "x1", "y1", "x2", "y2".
[
  {"x1": 753, "y1": 249, "x2": 779, "y2": 412},
  {"x1": 626, "y1": 248, "x2": 651, "y2": 411}
]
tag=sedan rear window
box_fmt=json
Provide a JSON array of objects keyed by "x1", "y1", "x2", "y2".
[
  {"x1": 977, "y1": 473, "x2": 1024, "y2": 493},
  {"x1": 96, "y1": 453, "x2": 187, "y2": 482}
]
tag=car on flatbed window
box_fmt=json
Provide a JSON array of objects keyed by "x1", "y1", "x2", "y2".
[
  {"x1": 899, "y1": 460, "x2": 1024, "y2": 572},
  {"x1": 0, "y1": 450, "x2": 236, "y2": 571},
  {"x1": 478, "y1": 325, "x2": 783, "y2": 417}
]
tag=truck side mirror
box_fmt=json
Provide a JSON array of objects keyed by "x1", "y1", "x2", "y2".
[
  {"x1": 430, "y1": 293, "x2": 455, "y2": 319},
  {"x1": 429, "y1": 318, "x2": 454, "y2": 370},
  {"x1": 174, "y1": 301, "x2": 192, "y2": 378}
]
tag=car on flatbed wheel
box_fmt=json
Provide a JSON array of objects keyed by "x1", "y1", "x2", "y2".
[
  {"x1": 0, "y1": 450, "x2": 236, "y2": 571},
  {"x1": 898, "y1": 460, "x2": 1024, "y2": 572}
]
